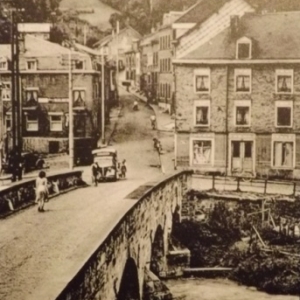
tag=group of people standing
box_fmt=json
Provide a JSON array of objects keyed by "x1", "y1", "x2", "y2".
[{"x1": 91, "y1": 159, "x2": 127, "y2": 186}]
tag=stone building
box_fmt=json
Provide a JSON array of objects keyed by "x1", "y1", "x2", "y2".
[
  {"x1": 174, "y1": 11, "x2": 300, "y2": 179},
  {"x1": 0, "y1": 35, "x2": 104, "y2": 154},
  {"x1": 93, "y1": 26, "x2": 142, "y2": 84}
]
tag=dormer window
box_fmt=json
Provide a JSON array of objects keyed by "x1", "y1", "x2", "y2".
[
  {"x1": 0, "y1": 59, "x2": 8, "y2": 70},
  {"x1": 27, "y1": 60, "x2": 37, "y2": 70},
  {"x1": 236, "y1": 37, "x2": 252, "y2": 59},
  {"x1": 75, "y1": 60, "x2": 85, "y2": 70}
]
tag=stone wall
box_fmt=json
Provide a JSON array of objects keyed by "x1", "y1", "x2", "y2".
[
  {"x1": 0, "y1": 170, "x2": 85, "y2": 217},
  {"x1": 56, "y1": 170, "x2": 192, "y2": 300}
]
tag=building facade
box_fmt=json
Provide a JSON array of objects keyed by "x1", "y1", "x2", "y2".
[
  {"x1": 0, "y1": 35, "x2": 106, "y2": 154},
  {"x1": 93, "y1": 26, "x2": 142, "y2": 84},
  {"x1": 174, "y1": 11, "x2": 300, "y2": 179}
]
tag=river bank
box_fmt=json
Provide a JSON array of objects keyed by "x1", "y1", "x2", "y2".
[
  {"x1": 166, "y1": 278, "x2": 298, "y2": 300},
  {"x1": 172, "y1": 191, "x2": 300, "y2": 295}
]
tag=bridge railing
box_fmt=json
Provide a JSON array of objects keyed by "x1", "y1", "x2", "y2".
[
  {"x1": 0, "y1": 170, "x2": 85, "y2": 218},
  {"x1": 56, "y1": 170, "x2": 193, "y2": 300},
  {"x1": 192, "y1": 174, "x2": 299, "y2": 196}
]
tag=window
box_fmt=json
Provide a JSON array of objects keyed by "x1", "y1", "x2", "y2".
[
  {"x1": 234, "y1": 100, "x2": 251, "y2": 126},
  {"x1": 5, "y1": 114, "x2": 11, "y2": 131},
  {"x1": 73, "y1": 89, "x2": 86, "y2": 104},
  {"x1": 192, "y1": 139, "x2": 213, "y2": 165},
  {"x1": 235, "y1": 69, "x2": 251, "y2": 93},
  {"x1": 50, "y1": 114, "x2": 63, "y2": 131},
  {"x1": 276, "y1": 69, "x2": 293, "y2": 94},
  {"x1": 0, "y1": 60, "x2": 8, "y2": 70},
  {"x1": 1, "y1": 82, "x2": 11, "y2": 101},
  {"x1": 236, "y1": 37, "x2": 251, "y2": 59},
  {"x1": 273, "y1": 142, "x2": 294, "y2": 168},
  {"x1": 194, "y1": 100, "x2": 210, "y2": 126},
  {"x1": 26, "y1": 114, "x2": 38, "y2": 131},
  {"x1": 75, "y1": 60, "x2": 85, "y2": 70},
  {"x1": 275, "y1": 101, "x2": 292, "y2": 127},
  {"x1": 25, "y1": 89, "x2": 38, "y2": 102},
  {"x1": 26, "y1": 60, "x2": 37, "y2": 70},
  {"x1": 194, "y1": 69, "x2": 210, "y2": 93}
]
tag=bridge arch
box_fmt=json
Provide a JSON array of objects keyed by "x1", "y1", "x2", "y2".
[
  {"x1": 117, "y1": 257, "x2": 140, "y2": 300},
  {"x1": 150, "y1": 224, "x2": 165, "y2": 277}
]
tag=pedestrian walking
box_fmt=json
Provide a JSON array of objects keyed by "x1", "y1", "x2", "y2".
[
  {"x1": 150, "y1": 115, "x2": 156, "y2": 130},
  {"x1": 133, "y1": 101, "x2": 139, "y2": 111},
  {"x1": 91, "y1": 161, "x2": 99, "y2": 186},
  {"x1": 35, "y1": 171, "x2": 49, "y2": 212},
  {"x1": 121, "y1": 160, "x2": 127, "y2": 179}
]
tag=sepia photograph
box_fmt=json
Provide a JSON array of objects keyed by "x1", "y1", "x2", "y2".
[{"x1": 0, "y1": 0, "x2": 300, "y2": 299}]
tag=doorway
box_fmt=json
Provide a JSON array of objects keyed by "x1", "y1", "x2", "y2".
[{"x1": 231, "y1": 141, "x2": 253, "y2": 174}]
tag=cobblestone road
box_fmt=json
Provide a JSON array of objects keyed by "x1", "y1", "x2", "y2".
[{"x1": 0, "y1": 94, "x2": 175, "y2": 300}]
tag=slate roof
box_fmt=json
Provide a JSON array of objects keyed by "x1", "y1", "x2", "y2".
[
  {"x1": 174, "y1": 0, "x2": 228, "y2": 24},
  {"x1": 0, "y1": 35, "x2": 93, "y2": 69},
  {"x1": 182, "y1": 12, "x2": 300, "y2": 60},
  {"x1": 93, "y1": 26, "x2": 141, "y2": 48}
]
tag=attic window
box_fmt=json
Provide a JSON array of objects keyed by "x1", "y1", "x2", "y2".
[
  {"x1": 0, "y1": 60, "x2": 8, "y2": 70},
  {"x1": 237, "y1": 37, "x2": 252, "y2": 59},
  {"x1": 27, "y1": 60, "x2": 37, "y2": 70},
  {"x1": 75, "y1": 60, "x2": 85, "y2": 70}
]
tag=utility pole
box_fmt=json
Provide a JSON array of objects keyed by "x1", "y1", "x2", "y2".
[
  {"x1": 61, "y1": 50, "x2": 78, "y2": 169},
  {"x1": 101, "y1": 50, "x2": 105, "y2": 144},
  {"x1": 68, "y1": 50, "x2": 74, "y2": 169},
  {"x1": 116, "y1": 21, "x2": 119, "y2": 105}
]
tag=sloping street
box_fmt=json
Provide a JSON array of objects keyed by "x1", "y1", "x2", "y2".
[{"x1": 0, "y1": 94, "x2": 175, "y2": 300}]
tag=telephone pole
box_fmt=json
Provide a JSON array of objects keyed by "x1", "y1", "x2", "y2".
[{"x1": 7, "y1": 7, "x2": 24, "y2": 181}]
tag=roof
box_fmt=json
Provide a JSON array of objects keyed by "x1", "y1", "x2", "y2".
[
  {"x1": 181, "y1": 12, "x2": 300, "y2": 60},
  {"x1": 74, "y1": 43, "x2": 103, "y2": 56},
  {"x1": 0, "y1": 35, "x2": 92, "y2": 68},
  {"x1": 18, "y1": 23, "x2": 51, "y2": 33},
  {"x1": 23, "y1": 35, "x2": 88, "y2": 59},
  {"x1": 174, "y1": 0, "x2": 228, "y2": 24},
  {"x1": 93, "y1": 26, "x2": 141, "y2": 48}
]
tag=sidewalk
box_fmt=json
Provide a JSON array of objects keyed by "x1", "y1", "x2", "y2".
[{"x1": 119, "y1": 86, "x2": 175, "y2": 132}]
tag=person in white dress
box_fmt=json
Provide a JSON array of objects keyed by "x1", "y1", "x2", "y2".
[{"x1": 35, "y1": 171, "x2": 49, "y2": 212}]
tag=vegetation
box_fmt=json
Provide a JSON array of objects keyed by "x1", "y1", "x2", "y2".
[{"x1": 174, "y1": 197, "x2": 300, "y2": 295}]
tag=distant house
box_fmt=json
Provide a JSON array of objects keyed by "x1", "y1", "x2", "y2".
[
  {"x1": 18, "y1": 23, "x2": 52, "y2": 41},
  {"x1": 0, "y1": 35, "x2": 104, "y2": 155},
  {"x1": 93, "y1": 26, "x2": 142, "y2": 84},
  {"x1": 173, "y1": 11, "x2": 300, "y2": 179}
]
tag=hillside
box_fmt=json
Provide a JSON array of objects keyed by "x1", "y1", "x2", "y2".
[{"x1": 60, "y1": 0, "x2": 119, "y2": 30}]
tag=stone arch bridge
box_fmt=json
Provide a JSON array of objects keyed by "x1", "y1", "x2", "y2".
[{"x1": 56, "y1": 170, "x2": 192, "y2": 300}]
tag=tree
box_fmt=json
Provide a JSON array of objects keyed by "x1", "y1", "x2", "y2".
[{"x1": 109, "y1": 12, "x2": 125, "y2": 31}]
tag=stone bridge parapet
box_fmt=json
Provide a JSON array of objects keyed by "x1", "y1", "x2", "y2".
[
  {"x1": 0, "y1": 170, "x2": 85, "y2": 218},
  {"x1": 56, "y1": 170, "x2": 193, "y2": 300}
]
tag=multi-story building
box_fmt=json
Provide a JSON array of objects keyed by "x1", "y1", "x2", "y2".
[
  {"x1": 93, "y1": 26, "x2": 142, "y2": 84},
  {"x1": 138, "y1": 31, "x2": 159, "y2": 98},
  {"x1": 0, "y1": 35, "x2": 106, "y2": 154},
  {"x1": 173, "y1": 11, "x2": 300, "y2": 179}
]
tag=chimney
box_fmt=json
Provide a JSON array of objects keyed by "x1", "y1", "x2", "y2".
[
  {"x1": 230, "y1": 15, "x2": 240, "y2": 37},
  {"x1": 18, "y1": 34, "x2": 26, "y2": 53}
]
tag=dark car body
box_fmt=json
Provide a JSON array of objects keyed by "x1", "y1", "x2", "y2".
[{"x1": 2, "y1": 152, "x2": 45, "y2": 174}]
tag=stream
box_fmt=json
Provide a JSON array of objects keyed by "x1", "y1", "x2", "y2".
[{"x1": 166, "y1": 278, "x2": 299, "y2": 300}]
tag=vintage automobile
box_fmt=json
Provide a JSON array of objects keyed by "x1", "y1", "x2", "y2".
[
  {"x1": 92, "y1": 147, "x2": 118, "y2": 182},
  {"x1": 2, "y1": 152, "x2": 46, "y2": 174}
]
